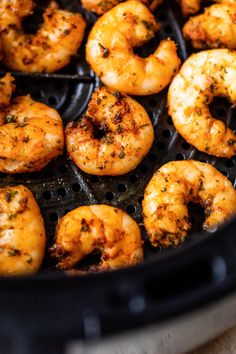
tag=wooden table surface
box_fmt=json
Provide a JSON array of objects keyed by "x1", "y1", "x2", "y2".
[{"x1": 188, "y1": 326, "x2": 236, "y2": 354}]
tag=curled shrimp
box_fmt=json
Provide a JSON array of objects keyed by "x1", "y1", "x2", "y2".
[
  {"x1": 180, "y1": 0, "x2": 236, "y2": 16},
  {"x1": 143, "y1": 160, "x2": 236, "y2": 247},
  {"x1": 0, "y1": 185, "x2": 46, "y2": 275},
  {"x1": 0, "y1": 0, "x2": 34, "y2": 31},
  {"x1": 183, "y1": 3, "x2": 236, "y2": 49},
  {"x1": 81, "y1": 0, "x2": 162, "y2": 15},
  {"x1": 0, "y1": 74, "x2": 64, "y2": 173},
  {"x1": 86, "y1": 0, "x2": 181, "y2": 95},
  {"x1": 65, "y1": 87, "x2": 154, "y2": 175},
  {"x1": 0, "y1": 1, "x2": 86, "y2": 72},
  {"x1": 50, "y1": 204, "x2": 143, "y2": 271},
  {"x1": 168, "y1": 49, "x2": 236, "y2": 158}
]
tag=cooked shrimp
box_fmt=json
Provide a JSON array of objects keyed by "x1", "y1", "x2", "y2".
[
  {"x1": 183, "y1": 3, "x2": 236, "y2": 49},
  {"x1": 86, "y1": 0, "x2": 181, "y2": 95},
  {"x1": 0, "y1": 185, "x2": 46, "y2": 275},
  {"x1": 50, "y1": 204, "x2": 143, "y2": 271},
  {"x1": 180, "y1": 0, "x2": 236, "y2": 16},
  {"x1": 1, "y1": 1, "x2": 86, "y2": 72},
  {"x1": 143, "y1": 160, "x2": 236, "y2": 247},
  {"x1": 0, "y1": 73, "x2": 15, "y2": 108},
  {"x1": 0, "y1": 74, "x2": 64, "y2": 173},
  {"x1": 65, "y1": 87, "x2": 154, "y2": 175},
  {"x1": 81, "y1": 0, "x2": 162, "y2": 15},
  {"x1": 0, "y1": 0, "x2": 34, "y2": 31},
  {"x1": 168, "y1": 49, "x2": 236, "y2": 158}
]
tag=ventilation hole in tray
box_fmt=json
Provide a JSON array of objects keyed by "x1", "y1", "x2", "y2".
[
  {"x1": 72, "y1": 183, "x2": 81, "y2": 192},
  {"x1": 32, "y1": 90, "x2": 43, "y2": 100},
  {"x1": 90, "y1": 175, "x2": 100, "y2": 183},
  {"x1": 162, "y1": 129, "x2": 171, "y2": 138},
  {"x1": 139, "y1": 164, "x2": 149, "y2": 173},
  {"x1": 52, "y1": 82, "x2": 63, "y2": 90},
  {"x1": 149, "y1": 97, "x2": 158, "y2": 107},
  {"x1": 175, "y1": 153, "x2": 185, "y2": 160},
  {"x1": 182, "y1": 142, "x2": 190, "y2": 150},
  {"x1": 48, "y1": 96, "x2": 57, "y2": 106},
  {"x1": 157, "y1": 13, "x2": 168, "y2": 22},
  {"x1": 127, "y1": 205, "x2": 136, "y2": 214},
  {"x1": 58, "y1": 188, "x2": 67, "y2": 197},
  {"x1": 163, "y1": 24, "x2": 172, "y2": 34},
  {"x1": 216, "y1": 108, "x2": 226, "y2": 118},
  {"x1": 50, "y1": 212, "x2": 58, "y2": 222},
  {"x1": 129, "y1": 174, "x2": 138, "y2": 183},
  {"x1": 225, "y1": 159, "x2": 235, "y2": 168},
  {"x1": 148, "y1": 153, "x2": 157, "y2": 162},
  {"x1": 167, "y1": 116, "x2": 173, "y2": 125},
  {"x1": 44, "y1": 168, "x2": 54, "y2": 178},
  {"x1": 58, "y1": 165, "x2": 68, "y2": 173},
  {"x1": 156, "y1": 142, "x2": 165, "y2": 150},
  {"x1": 42, "y1": 191, "x2": 52, "y2": 200},
  {"x1": 105, "y1": 191, "x2": 114, "y2": 201},
  {"x1": 30, "y1": 172, "x2": 42, "y2": 180},
  {"x1": 117, "y1": 184, "x2": 127, "y2": 193},
  {"x1": 138, "y1": 196, "x2": 143, "y2": 205}
]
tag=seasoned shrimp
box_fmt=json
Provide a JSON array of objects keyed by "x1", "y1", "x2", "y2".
[
  {"x1": 0, "y1": 0, "x2": 34, "y2": 31},
  {"x1": 50, "y1": 205, "x2": 143, "y2": 271},
  {"x1": 86, "y1": 1, "x2": 181, "y2": 95},
  {"x1": 0, "y1": 73, "x2": 15, "y2": 108},
  {"x1": 65, "y1": 87, "x2": 154, "y2": 175},
  {"x1": 168, "y1": 49, "x2": 236, "y2": 158},
  {"x1": 0, "y1": 185, "x2": 46, "y2": 275},
  {"x1": 0, "y1": 74, "x2": 64, "y2": 173},
  {"x1": 81, "y1": 0, "x2": 162, "y2": 15},
  {"x1": 1, "y1": 1, "x2": 86, "y2": 72},
  {"x1": 183, "y1": 3, "x2": 236, "y2": 49},
  {"x1": 143, "y1": 160, "x2": 236, "y2": 247},
  {"x1": 180, "y1": 0, "x2": 236, "y2": 16}
]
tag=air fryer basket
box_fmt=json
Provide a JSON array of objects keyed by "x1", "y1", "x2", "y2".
[{"x1": 0, "y1": 0, "x2": 236, "y2": 353}]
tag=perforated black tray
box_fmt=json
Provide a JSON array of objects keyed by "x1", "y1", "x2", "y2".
[
  {"x1": 1, "y1": 0, "x2": 235, "y2": 270},
  {"x1": 0, "y1": 1, "x2": 236, "y2": 352}
]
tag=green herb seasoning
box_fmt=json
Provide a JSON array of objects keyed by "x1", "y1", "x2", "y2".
[
  {"x1": 98, "y1": 43, "x2": 110, "y2": 58},
  {"x1": 8, "y1": 249, "x2": 20, "y2": 257},
  {"x1": 227, "y1": 139, "x2": 235, "y2": 146},
  {"x1": 5, "y1": 190, "x2": 18, "y2": 203},
  {"x1": 26, "y1": 256, "x2": 33, "y2": 264},
  {"x1": 119, "y1": 151, "x2": 125, "y2": 159},
  {"x1": 4, "y1": 114, "x2": 17, "y2": 124},
  {"x1": 80, "y1": 218, "x2": 90, "y2": 232},
  {"x1": 22, "y1": 136, "x2": 30, "y2": 143}
]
